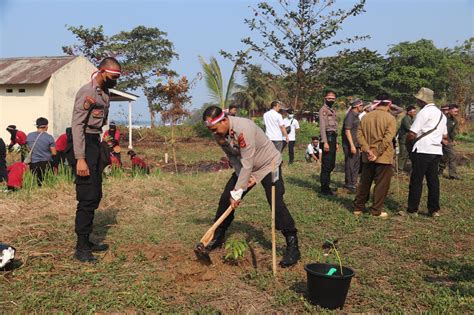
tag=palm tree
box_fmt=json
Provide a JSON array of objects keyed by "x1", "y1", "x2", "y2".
[
  {"x1": 231, "y1": 65, "x2": 274, "y2": 116},
  {"x1": 199, "y1": 55, "x2": 245, "y2": 109}
]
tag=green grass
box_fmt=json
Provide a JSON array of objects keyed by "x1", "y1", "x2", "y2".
[{"x1": 1, "y1": 137, "x2": 473, "y2": 313}]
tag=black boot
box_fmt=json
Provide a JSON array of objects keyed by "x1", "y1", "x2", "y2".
[
  {"x1": 87, "y1": 236, "x2": 109, "y2": 252},
  {"x1": 74, "y1": 234, "x2": 97, "y2": 263},
  {"x1": 280, "y1": 234, "x2": 301, "y2": 268},
  {"x1": 205, "y1": 227, "x2": 226, "y2": 251}
]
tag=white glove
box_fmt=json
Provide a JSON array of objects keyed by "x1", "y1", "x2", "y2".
[{"x1": 230, "y1": 188, "x2": 244, "y2": 201}]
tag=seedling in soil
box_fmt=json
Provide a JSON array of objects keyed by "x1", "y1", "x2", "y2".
[
  {"x1": 224, "y1": 239, "x2": 248, "y2": 262},
  {"x1": 322, "y1": 239, "x2": 344, "y2": 276}
]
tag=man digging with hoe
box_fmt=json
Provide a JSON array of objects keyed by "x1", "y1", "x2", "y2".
[{"x1": 195, "y1": 106, "x2": 301, "y2": 268}]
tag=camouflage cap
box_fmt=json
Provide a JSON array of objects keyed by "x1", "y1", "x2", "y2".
[{"x1": 414, "y1": 87, "x2": 434, "y2": 104}]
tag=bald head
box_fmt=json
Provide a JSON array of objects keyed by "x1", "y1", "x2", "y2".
[{"x1": 98, "y1": 57, "x2": 121, "y2": 70}]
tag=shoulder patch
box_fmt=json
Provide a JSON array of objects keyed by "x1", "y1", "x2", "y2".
[
  {"x1": 238, "y1": 133, "x2": 247, "y2": 148},
  {"x1": 83, "y1": 96, "x2": 96, "y2": 110}
]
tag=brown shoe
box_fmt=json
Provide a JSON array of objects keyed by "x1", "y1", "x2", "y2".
[{"x1": 372, "y1": 211, "x2": 388, "y2": 218}]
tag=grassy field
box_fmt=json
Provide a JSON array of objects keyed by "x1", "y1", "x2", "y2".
[{"x1": 1, "y1": 135, "x2": 473, "y2": 313}]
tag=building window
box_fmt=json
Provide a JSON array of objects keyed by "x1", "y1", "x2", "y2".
[
  {"x1": 19, "y1": 88, "x2": 26, "y2": 93},
  {"x1": 6, "y1": 89, "x2": 13, "y2": 93}
]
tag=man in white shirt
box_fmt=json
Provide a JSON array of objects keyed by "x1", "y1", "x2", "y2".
[
  {"x1": 401, "y1": 87, "x2": 448, "y2": 217},
  {"x1": 305, "y1": 137, "x2": 322, "y2": 162},
  {"x1": 283, "y1": 109, "x2": 300, "y2": 164},
  {"x1": 263, "y1": 101, "x2": 289, "y2": 152}
]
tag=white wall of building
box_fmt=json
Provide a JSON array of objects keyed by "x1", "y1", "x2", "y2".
[
  {"x1": 0, "y1": 82, "x2": 51, "y2": 141},
  {"x1": 0, "y1": 56, "x2": 97, "y2": 142},
  {"x1": 51, "y1": 56, "x2": 97, "y2": 137}
]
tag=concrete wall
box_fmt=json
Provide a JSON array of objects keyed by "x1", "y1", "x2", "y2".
[
  {"x1": 0, "y1": 82, "x2": 51, "y2": 141},
  {"x1": 51, "y1": 56, "x2": 97, "y2": 137},
  {"x1": 0, "y1": 56, "x2": 97, "y2": 141}
]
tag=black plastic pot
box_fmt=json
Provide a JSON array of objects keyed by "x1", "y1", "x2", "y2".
[{"x1": 304, "y1": 263, "x2": 355, "y2": 310}]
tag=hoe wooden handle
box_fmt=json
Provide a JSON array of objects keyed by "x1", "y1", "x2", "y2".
[{"x1": 200, "y1": 205, "x2": 234, "y2": 247}]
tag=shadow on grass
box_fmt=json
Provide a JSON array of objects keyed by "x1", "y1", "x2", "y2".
[
  {"x1": 424, "y1": 259, "x2": 474, "y2": 297},
  {"x1": 92, "y1": 208, "x2": 119, "y2": 244}
]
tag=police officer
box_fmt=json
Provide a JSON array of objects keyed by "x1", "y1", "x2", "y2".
[
  {"x1": 319, "y1": 90, "x2": 339, "y2": 195},
  {"x1": 71, "y1": 57, "x2": 121, "y2": 262},
  {"x1": 397, "y1": 105, "x2": 417, "y2": 172},
  {"x1": 439, "y1": 104, "x2": 461, "y2": 180},
  {"x1": 203, "y1": 105, "x2": 300, "y2": 268}
]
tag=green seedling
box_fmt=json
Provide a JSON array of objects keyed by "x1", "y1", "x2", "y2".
[{"x1": 224, "y1": 239, "x2": 248, "y2": 262}]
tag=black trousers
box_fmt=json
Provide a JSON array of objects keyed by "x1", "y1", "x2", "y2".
[
  {"x1": 214, "y1": 169, "x2": 297, "y2": 236},
  {"x1": 74, "y1": 134, "x2": 103, "y2": 237},
  {"x1": 30, "y1": 161, "x2": 51, "y2": 186},
  {"x1": 343, "y1": 145, "x2": 360, "y2": 188},
  {"x1": 272, "y1": 141, "x2": 284, "y2": 153},
  {"x1": 287, "y1": 141, "x2": 295, "y2": 164},
  {"x1": 320, "y1": 132, "x2": 337, "y2": 191},
  {"x1": 408, "y1": 152, "x2": 441, "y2": 213}
]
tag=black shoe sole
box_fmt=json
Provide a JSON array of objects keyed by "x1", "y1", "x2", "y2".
[
  {"x1": 74, "y1": 250, "x2": 98, "y2": 263},
  {"x1": 90, "y1": 245, "x2": 109, "y2": 252}
]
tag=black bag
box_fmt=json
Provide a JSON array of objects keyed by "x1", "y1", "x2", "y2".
[{"x1": 285, "y1": 118, "x2": 294, "y2": 134}]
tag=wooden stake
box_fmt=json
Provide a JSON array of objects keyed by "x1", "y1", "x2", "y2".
[{"x1": 271, "y1": 160, "x2": 277, "y2": 276}]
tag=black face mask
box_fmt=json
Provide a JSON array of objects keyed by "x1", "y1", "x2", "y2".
[
  {"x1": 325, "y1": 100, "x2": 335, "y2": 107},
  {"x1": 104, "y1": 78, "x2": 117, "y2": 89}
]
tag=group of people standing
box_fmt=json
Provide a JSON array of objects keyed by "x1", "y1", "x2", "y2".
[
  {"x1": 319, "y1": 88, "x2": 460, "y2": 218},
  {"x1": 204, "y1": 86, "x2": 458, "y2": 270}
]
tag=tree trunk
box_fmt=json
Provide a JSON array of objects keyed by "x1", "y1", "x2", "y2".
[
  {"x1": 171, "y1": 119, "x2": 178, "y2": 173},
  {"x1": 149, "y1": 108, "x2": 155, "y2": 128}
]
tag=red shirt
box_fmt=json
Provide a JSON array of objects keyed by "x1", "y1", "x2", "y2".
[
  {"x1": 55, "y1": 133, "x2": 68, "y2": 152},
  {"x1": 110, "y1": 154, "x2": 121, "y2": 168},
  {"x1": 103, "y1": 129, "x2": 121, "y2": 145},
  {"x1": 131, "y1": 156, "x2": 147, "y2": 169},
  {"x1": 12, "y1": 131, "x2": 27, "y2": 146},
  {"x1": 7, "y1": 162, "x2": 27, "y2": 189}
]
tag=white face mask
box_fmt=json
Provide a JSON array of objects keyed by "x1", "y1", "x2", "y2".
[{"x1": 288, "y1": 114, "x2": 294, "y2": 119}]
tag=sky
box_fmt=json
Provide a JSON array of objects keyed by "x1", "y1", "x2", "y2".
[{"x1": 1, "y1": 0, "x2": 473, "y2": 123}]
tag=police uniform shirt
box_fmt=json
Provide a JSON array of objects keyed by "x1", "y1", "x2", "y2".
[
  {"x1": 214, "y1": 134, "x2": 243, "y2": 175},
  {"x1": 71, "y1": 80, "x2": 110, "y2": 159},
  {"x1": 446, "y1": 116, "x2": 458, "y2": 142},
  {"x1": 319, "y1": 104, "x2": 338, "y2": 143},
  {"x1": 224, "y1": 116, "x2": 282, "y2": 191}
]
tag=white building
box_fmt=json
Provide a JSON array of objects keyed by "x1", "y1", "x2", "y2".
[{"x1": 0, "y1": 56, "x2": 97, "y2": 140}]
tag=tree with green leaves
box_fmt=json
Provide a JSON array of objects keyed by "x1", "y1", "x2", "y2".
[
  {"x1": 199, "y1": 55, "x2": 247, "y2": 110},
  {"x1": 239, "y1": 0, "x2": 368, "y2": 110},
  {"x1": 63, "y1": 25, "x2": 178, "y2": 127},
  {"x1": 231, "y1": 65, "x2": 274, "y2": 115},
  {"x1": 318, "y1": 48, "x2": 387, "y2": 100},
  {"x1": 62, "y1": 25, "x2": 108, "y2": 64},
  {"x1": 443, "y1": 38, "x2": 474, "y2": 107},
  {"x1": 384, "y1": 39, "x2": 448, "y2": 106},
  {"x1": 107, "y1": 26, "x2": 178, "y2": 127}
]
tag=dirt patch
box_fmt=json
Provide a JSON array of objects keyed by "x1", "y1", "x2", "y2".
[
  {"x1": 458, "y1": 151, "x2": 474, "y2": 166},
  {"x1": 159, "y1": 159, "x2": 232, "y2": 173}
]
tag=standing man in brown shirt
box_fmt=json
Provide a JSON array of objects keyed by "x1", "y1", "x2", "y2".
[
  {"x1": 203, "y1": 106, "x2": 300, "y2": 267},
  {"x1": 71, "y1": 57, "x2": 121, "y2": 263},
  {"x1": 353, "y1": 93, "x2": 396, "y2": 218},
  {"x1": 319, "y1": 90, "x2": 339, "y2": 195}
]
